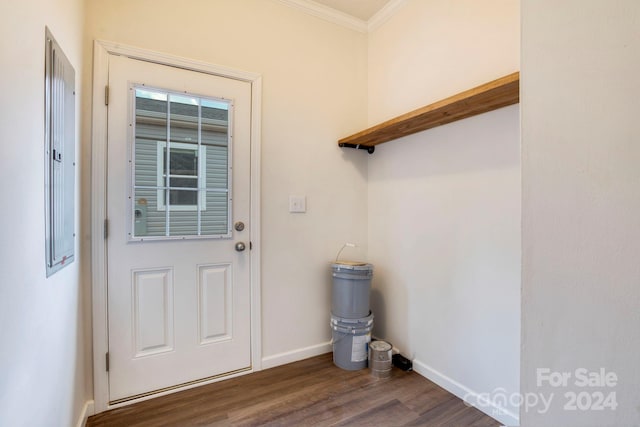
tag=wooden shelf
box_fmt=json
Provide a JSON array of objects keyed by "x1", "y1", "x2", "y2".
[{"x1": 338, "y1": 72, "x2": 519, "y2": 152}]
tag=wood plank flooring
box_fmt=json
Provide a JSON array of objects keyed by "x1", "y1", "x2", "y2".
[{"x1": 87, "y1": 353, "x2": 499, "y2": 426}]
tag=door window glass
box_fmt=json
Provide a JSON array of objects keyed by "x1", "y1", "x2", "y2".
[{"x1": 132, "y1": 87, "x2": 231, "y2": 239}]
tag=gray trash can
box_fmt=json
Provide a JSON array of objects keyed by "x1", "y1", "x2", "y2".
[
  {"x1": 330, "y1": 312, "x2": 374, "y2": 370},
  {"x1": 331, "y1": 262, "x2": 373, "y2": 319}
]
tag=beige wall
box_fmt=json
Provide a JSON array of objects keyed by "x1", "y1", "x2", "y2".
[
  {"x1": 368, "y1": 0, "x2": 519, "y2": 125},
  {"x1": 83, "y1": 0, "x2": 369, "y2": 365},
  {"x1": 0, "y1": 0, "x2": 91, "y2": 425},
  {"x1": 367, "y1": 1, "x2": 520, "y2": 425},
  {"x1": 521, "y1": 0, "x2": 640, "y2": 425}
]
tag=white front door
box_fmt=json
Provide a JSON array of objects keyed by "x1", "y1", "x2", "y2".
[{"x1": 106, "y1": 55, "x2": 252, "y2": 402}]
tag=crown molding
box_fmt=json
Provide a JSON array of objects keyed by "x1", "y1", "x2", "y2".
[
  {"x1": 276, "y1": 0, "x2": 407, "y2": 33},
  {"x1": 368, "y1": 0, "x2": 408, "y2": 32},
  {"x1": 276, "y1": 0, "x2": 368, "y2": 33}
]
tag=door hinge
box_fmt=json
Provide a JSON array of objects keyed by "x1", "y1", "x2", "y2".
[
  {"x1": 249, "y1": 241, "x2": 253, "y2": 250},
  {"x1": 105, "y1": 85, "x2": 109, "y2": 106},
  {"x1": 52, "y1": 149, "x2": 62, "y2": 162},
  {"x1": 105, "y1": 352, "x2": 110, "y2": 372},
  {"x1": 104, "y1": 219, "x2": 109, "y2": 239}
]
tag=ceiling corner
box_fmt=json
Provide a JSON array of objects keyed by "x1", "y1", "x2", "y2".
[
  {"x1": 367, "y1": 0, "x2": 408, "y2": 32},
  {"x1": 276, "y1": 0, "x2": 368, "y2": 33}
]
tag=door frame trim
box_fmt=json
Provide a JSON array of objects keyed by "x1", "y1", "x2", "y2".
[{"x1": 90, "y1": 40, "x2": 262, "y2": 413}]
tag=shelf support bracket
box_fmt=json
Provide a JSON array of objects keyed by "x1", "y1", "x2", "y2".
[{"x1": 338, "y1": 143, "x2": 375, "y2": 154}]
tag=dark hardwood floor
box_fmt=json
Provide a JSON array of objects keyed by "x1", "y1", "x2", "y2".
[{"x1": 87, "y1": 353, "x2": 499, "y2": 426}]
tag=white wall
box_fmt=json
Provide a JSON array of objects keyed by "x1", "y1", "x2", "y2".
[
  {"x1": 367, "y1": 1, "x2": 520, "y2": 425},
  {"x1": 83, "y1": 0, "x2": 369, "y2": 365},
  {"x1": 0, "y1": 0, "x2": 91, "y2": 426},
  {"x1": 521, "y1": 1, "x2": 640, "y2": 425}
]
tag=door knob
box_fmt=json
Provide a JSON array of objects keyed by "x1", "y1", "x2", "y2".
[{"x1": 235, "y1": 242, "x2": 246, "y2": 252}]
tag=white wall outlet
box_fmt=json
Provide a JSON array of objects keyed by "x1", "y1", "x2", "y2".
[{"x1": 289, "y1": 195, "x2": 306, "y2": 213}]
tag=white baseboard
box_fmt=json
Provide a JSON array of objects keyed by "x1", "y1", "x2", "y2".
[
  {"x1": 75, "y1": 400, "x2": 95, "y2": 427},
  {"x1": 261, "y1": 341, "x2": 332, "y2": 370},
  {"x1": 412, "y1": 359, "x2": 519, "y2": 427}
]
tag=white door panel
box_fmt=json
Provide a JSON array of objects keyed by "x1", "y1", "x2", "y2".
[{"x1": 107, "y1": 55, "x2": 251, "y2": 402}]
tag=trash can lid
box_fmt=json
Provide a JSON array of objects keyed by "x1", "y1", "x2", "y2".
[
  {"x1": 334, "y1": 260, "x2": 367, "y2": 266},
  {"x1": 331, "y1": 261, "x2": 373, "y2": 271},
  {"x1": 370, "y1": 340, "x2": 392, "y2": 352}
]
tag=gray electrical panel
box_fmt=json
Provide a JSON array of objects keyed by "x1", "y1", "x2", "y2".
[{"x1": 44, "y1": 27, "x2": 75, "y2": 277}]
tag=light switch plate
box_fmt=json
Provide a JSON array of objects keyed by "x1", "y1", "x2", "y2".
[{"x1": 289, "y1": 195, "x2": 306, "y2": 213}]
